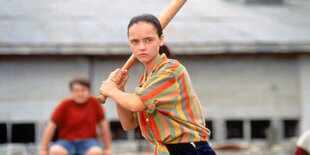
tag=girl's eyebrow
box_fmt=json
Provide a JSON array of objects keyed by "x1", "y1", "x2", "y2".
[
  {"x1": 130, "y1": 37, "x2": 154, "y2": 41},
  {"x1": 144, "y1": 37, "x2": 154, "y2": 39},
  {"x1": 129, "y1": 36, "x2": 155, "y2": 41}
]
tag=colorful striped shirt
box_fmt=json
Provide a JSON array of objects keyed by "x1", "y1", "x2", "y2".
[{"x1": 135, "y1": 54, "x2": 211, "y2": 155}]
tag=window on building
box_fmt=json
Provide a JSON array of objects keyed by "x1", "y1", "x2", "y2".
[
  {"x1": 226, "y1": 120, "x2": 243, "y2": 139},
  {"x1": 284, "y1": 120, "x2": 299, "y2": 138},
  {"x1": 110, "y1": 121, "x2": 127, "y2": 140},
  {"x1": 251, "y1": 120, "x2": 270, "y2": 139},
  {"x1": 205, "y1": 120, "x2": 213, "y2": 140},
  {"x1": 12, "y1": 123, "x2": 35, "y2": 143},
  {"x1": 0, "y1": 123, "x2": 7, "y2": 144},
  {"x1": 134, "y1": 127, "x2": 144, "y2": 140}
]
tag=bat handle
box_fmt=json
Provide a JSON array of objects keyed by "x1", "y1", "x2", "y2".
[
  {"x1": 97, "y1": 95, "x2": 107, "y2": 104},
  {"x1": 97, "y1": 55, "x2": 137, "y2": 104}
]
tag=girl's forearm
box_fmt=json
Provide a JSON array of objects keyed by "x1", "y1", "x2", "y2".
[
  {"x1": 108, "y1": 88, "x2": 146, "y2": 112},
  {"x1": 116, "y1": 103, "x2": 138, "y2": 131}
]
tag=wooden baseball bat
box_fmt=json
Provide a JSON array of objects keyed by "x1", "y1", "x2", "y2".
[{"x1": 97, "y1": 0, "x2": 187, "y2": 104}]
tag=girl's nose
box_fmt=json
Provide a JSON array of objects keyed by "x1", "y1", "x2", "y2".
[{"x1": 139, "y1": 43, "x2": 146, "y2": 50}]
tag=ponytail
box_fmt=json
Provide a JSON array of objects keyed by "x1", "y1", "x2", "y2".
[{"x1": 159, "y1": 44, "x2": 174, "y2": 59}]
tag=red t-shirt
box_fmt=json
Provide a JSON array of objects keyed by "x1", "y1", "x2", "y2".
[{"x1": 51, "y1": 96, "x2": 105, "y2": 140}]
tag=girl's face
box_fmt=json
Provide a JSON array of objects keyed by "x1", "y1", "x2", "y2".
[{"x1": 128, "y1": 22, "x2": 164, "y2": 64}]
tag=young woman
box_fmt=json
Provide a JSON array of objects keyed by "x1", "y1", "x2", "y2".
[{"x1": 100, "y1": 14, "x2": 216, "y2": 155}]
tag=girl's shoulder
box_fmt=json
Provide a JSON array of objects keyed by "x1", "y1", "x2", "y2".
[{"x1": 157, "y1": 58, "x2": 186, "y2": 75}]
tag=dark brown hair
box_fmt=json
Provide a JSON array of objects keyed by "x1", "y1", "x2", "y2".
[
  {"x1": 127, "y1": 14, "x2": 174, "y2": 59},
  {"x1": 69, "y1": 77, "x2": 90, "y2": 90}
]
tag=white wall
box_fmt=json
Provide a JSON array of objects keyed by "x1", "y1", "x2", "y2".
[
  {"x1": 299, "y1": 54, "x2": 310, "y2": 133},
  {"x1": 179, "y1": 55, "x2": 300, "y2": 119},
  {"x1": 0, "y1": 56, "x2": 89, "y2": 122},
  {"x1": 0, "y1": 54, "x2": 301, "y2": 121},
  {"x1": 0, "y1": 54, "x2": 304, "y2": 143}
]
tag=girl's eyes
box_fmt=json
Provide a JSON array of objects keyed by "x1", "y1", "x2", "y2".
[
  {"x1": 146, "y1": 38, "x2": 153, "y2": 43},
  {"x1": 131, "y1": 40, "x2": 138, "y2": 44},
  {"x1": 131, "y1": 38, "x2": 153, "y2": 44}
]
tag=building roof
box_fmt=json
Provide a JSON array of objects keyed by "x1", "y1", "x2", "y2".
[{"x1": 0, "y1": 0, "x2": 310, "y2": 55}]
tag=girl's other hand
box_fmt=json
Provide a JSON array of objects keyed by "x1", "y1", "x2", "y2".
[
  {"x1": 107, "y1": 68, "x2": 129, "y2": 91},
  {"x1": 108, "y1": 68, "x2": 123, "y2": 85},
  {"x1": 119, "y1": 69, "x2": 129, "y2": 91},
  {"x1": 100, "y1": 80, "x2": 118, "y2": 97}
]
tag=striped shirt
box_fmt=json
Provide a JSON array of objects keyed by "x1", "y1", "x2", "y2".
[{"x1": 135, "y1": 54, "x2": 211, "y2": 155}]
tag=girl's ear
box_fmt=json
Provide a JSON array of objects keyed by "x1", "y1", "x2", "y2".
[{"x1": 160, "y1": 35, "x2": 164, "y2": 46}]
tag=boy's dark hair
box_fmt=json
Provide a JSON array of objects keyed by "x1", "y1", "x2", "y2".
[{"x1": 69, "y1": 77, "x2": 90, "y2": 90}]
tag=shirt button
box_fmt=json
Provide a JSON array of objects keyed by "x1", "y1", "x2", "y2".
[{"x1": 146, "y1": 118, "x2": 149, "y2": 122}]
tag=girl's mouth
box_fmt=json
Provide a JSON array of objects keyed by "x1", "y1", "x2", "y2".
[{"x1": 139, "y1": 53, "x2": 148, "y2": 57}]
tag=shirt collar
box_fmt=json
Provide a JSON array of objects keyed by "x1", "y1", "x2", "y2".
[
  {"x1": 146, "y1": 53, "x2": 168, "y2": 76},
  {"x1": 154, "y1": 53, "x2": 168, "y2": 71},
  {"x1": 142, "y1": 53, "x2": 168, "y2": 84}
]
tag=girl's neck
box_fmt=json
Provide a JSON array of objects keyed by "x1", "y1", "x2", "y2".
[{"x1": 144, "y1": 53, "x2": 160, "y2": 76}]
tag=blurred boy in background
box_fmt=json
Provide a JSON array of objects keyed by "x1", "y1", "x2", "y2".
[{"x1": 39, "y1": 77, "x2": 111, "y2": 155}]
